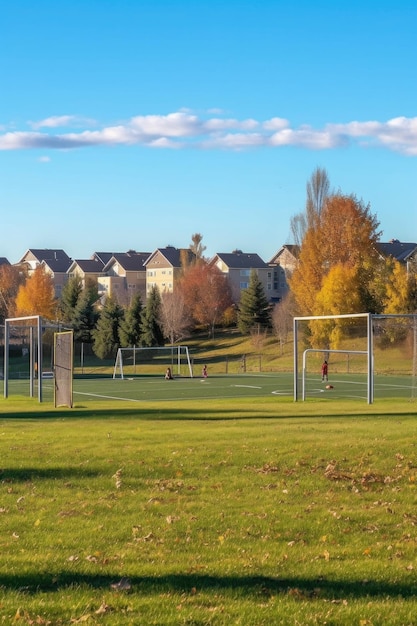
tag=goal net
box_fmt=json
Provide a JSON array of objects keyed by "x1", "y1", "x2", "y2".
[
  {"x1": 113, "y1": 346, "x2": 193, "y2": 379},
  {"x1": 54, "y1": 331, "x2": 74, "y2": 408},
  {"x1": 294, "y1": 313, "x2": 417, "y2": 403}
]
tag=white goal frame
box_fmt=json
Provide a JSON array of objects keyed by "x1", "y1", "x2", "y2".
[
  {"x1": 294, "y1": 313, "x2": 373, "y2": 403},
  {"x1": 294, "y1": 313, "x2": 417, "y2": 404},
  {"x1": 113, "y1": 345, "x2": 193, "y2": 379}
]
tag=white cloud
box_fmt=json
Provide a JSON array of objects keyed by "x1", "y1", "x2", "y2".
[
  {"x1": 37, "y1": 156, "x2": 51, "y2": 162},
  {"x1": 0, "y1": 112, "x2": 416, "y2": 155}
]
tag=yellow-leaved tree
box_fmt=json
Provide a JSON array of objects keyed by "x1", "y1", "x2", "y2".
[
  {"x1": 383, "y1": 259, "x2": 411, "y2": 314},
  {"x1": 289, "y1": 190, "x2": 381, "y2": 317},
  {"x1": 14, "y1": 267, "x2": 57, "y2": 320},
  {"x1": 310, "y1": 263, "x2": 363, "y2": 349}
]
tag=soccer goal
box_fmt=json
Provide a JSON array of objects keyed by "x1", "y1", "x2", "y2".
[
  {"x1": 293, "y1": 313, "x2": 417, "y2": 403},
  {"x1": 3, "y1": 315, "x2": 44, "y2": 401},
  {"x1": 113, "y1": 346, "x2": 193, "y2": 379}
]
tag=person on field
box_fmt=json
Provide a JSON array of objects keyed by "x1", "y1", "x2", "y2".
[
  {"x1": 321, "y1": 360, "x2": 328, "y2": 382},
  {"x1": 202, "y1": 364, "x2": 208, "y2": 378},
  {"x1": 165, "y1": 367, "x2": 173, "y2": 380}
]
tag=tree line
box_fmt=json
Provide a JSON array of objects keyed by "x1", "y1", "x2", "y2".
[{"x1": 1, "y1": 170, "x2": 416, "y2": 358}]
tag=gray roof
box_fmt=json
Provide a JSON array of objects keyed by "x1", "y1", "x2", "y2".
[
  {"x1": 103, "y1": 252, "x2": 151, "y2": 272},
  {"x1": 376, "y1": 241, "x2": 417, "y2": 263},
  {"x1": 92, "y1": 252, "x2": 117, "y2": 265},
  {"x1": 145, "y1": 247, "x2": 196, "y2": 267},
  {"x1": 42, "y1": 257, "x2": 72, "y2": 273},
  {"x1": 212, "y1": 252, "x2": 268, "y2": 269},
  {"x1": 19, "y1": 248, "x2": 71, "y2": 264},
  {"x1": 0, "y1": 257, "x2": 10, "y2": 266},
  {"x1": 70, "y1": 259, "x2": 105, "y2": 272}
]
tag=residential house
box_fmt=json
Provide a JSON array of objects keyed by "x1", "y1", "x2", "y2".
[
  {"x1": 144, "y1": 246, "x2": 196, "y2": 296},
  {"x1": 16, "y1": 248, "x2": 72, "y2": 298},
  {"x1": 67, "y1": 259, "x2": 106, "y2": 292},
  {"x1": 100, "y1": 251, "x2": 150, "y2": 305},
  {"x1": 41, "y1": 257, "x2": 73, "y2": 299},
  {"x1": 209, "y1": 250, "x2": 276, "y2": 303},
  {"x1": 268, "y1": 244, "x2": 300, "y2": 301},
  {"x1": 375, "y1": 240, "x2": 417, "y2": 273}
]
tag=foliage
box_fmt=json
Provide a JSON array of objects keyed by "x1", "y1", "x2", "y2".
[
  {"x1": 141, "y1": 284, "x2": 164, "y2": 346},
  {"x1": 118, "y1": 292, "x2": 143, "y2": 347},
  {"x1": 93, "y1": 296, "x2": 124, "y2": 359},
  {"x1": 0, "y1": 264, "x2": 25, "y2": 321},
  {"x1": 159, "y1": 291, "x2": 191, "y2": 344},
  {"x1": 272, "y1": 293, "x2": 295, "y2": 354},
  {"x1": 71, "y1": 280, "x2": 99, "y2": 343},
  {"x1": 383, "y1": 258, "x2": 412, "y2": 313},
  {"x1": 59, "y1": 275, "x2": 83, "y2": 324},
  {"x1": 289, "y1": 192, "x2": 381, "y2": 317},
  {"x1": 180, "y1": 262, "x2": 233, "y2": 335},
  {"x1": 14, "y1": 266, "x2": 57, "y2": 320},
  {"x1": 189, "y1": 232, "x2": 207, "y2": 260},
  {"x1": 237, "y1": 269, "x2": 271, "y2": 335},
  {"x1": 290, "y1": 166, "x2": 331, "y2": 247}
]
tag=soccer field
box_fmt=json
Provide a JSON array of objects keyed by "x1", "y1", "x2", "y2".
[{"x1": 3, "y1": 370, "x2": 414, "y2": 405}]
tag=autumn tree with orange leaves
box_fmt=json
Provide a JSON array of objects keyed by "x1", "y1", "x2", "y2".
[
  {"x1": 180, "y1": 262, "x2": 233, "y2": 336},
  {"x1": 14, "y1": 266, "x2": 57, "y2": 320},
  {"x1": 0, "y1": 264, "x2": 26, "y2": 322},
  {"x1": 289, "y1": 192, "x2": 381, "y2": 317}
]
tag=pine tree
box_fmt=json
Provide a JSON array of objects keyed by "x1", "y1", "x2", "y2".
[
  {"x1": 237, "y1": 270, "x2": 271, "y2": 335},
  {"x1": 93, "y1": 297, "x2": 124, "y2": 360},
  {"x1": 118, "y1": 292, "x2": 143, "y2": 347},
  {"x1": 59, "y1": 275, "x2": 83, "y2": 324},
  {"x1": 141, "y1": 285, "x2": 165, "y2": 347},
  {"x1": 72, "y1": 282, "x2": 99, "y2": 343}
]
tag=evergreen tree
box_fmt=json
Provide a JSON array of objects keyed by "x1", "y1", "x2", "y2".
[
  {"x1": 72, "y1": 281, "x2": 99, "y2": 343},
  {"x1": 118, "y1": 292, "x2": 143, "y2": 347},
  {"x1": 141, "y1": 285, "x2": 165, "y2": 347},
  {"x1": 237, "y1": 270, "x2": 271, "y2": 335},
  {"x1": 59, "y1": 275, "x2": 83, "y2": 324},
  {"x1": 93, "y1": 296, "x2": 124, "y2": 360}
]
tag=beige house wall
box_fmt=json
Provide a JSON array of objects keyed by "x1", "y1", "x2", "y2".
[{"x1": 146, "y1": 251, "x2": 175, "y2": 295}]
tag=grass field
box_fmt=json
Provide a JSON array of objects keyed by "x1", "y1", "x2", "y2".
[
  {"x1": 1, "y1": 389, "x2": 417, "y2": 624},
  {"x1": 2, "y1": 368, "x2": 416, "y2": 407}
]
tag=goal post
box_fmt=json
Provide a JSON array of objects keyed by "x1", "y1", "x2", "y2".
[
  {"x1": 113, "y1": 345, "x2": 193, "y2": 379},
  {"x1": 293, "y1": 313, "x2": 373, "y2": 403}
]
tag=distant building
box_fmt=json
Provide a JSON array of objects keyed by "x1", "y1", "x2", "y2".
[
  {"x1": 99, "y1": 251, "x2": 150, "y2": 305},
  {"x1": 209, "y1": 250, "x2": 276, "y2": 303},
  {"x1": 375, "y1": 240, "x2": 417, "y2": 272},
  {"x1": 144, "y1": 246, "x2": 196, "y2": 296},
  {"x1": 17, "y1": 248, "x2": 72, "y2": 298}
]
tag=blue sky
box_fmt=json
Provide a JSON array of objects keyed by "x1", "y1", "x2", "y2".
[{"x1": 1, "y1": 0, "x2": 416, "y2": 264}]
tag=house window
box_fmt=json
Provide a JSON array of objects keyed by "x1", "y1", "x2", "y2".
[
  {"x1": 240, "y1": 282, "x2": 249, "y2": 289},
  {"x1": 267, "y1": 283, "x2": 272, "y2": 291},
  {"x1": 240, "y1": 269, "x2": 250, "y2": 277}
]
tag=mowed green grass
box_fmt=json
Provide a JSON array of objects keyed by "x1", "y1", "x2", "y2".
[{"x1": 1, "y1": 394, "x2": 417, "y2": 625}]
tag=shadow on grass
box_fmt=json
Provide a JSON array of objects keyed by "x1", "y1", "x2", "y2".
[
  {"x1": 1, "y1": 405, "x2": 417, "y2": 423},
  {"x1": 0, "y1": 572, "x2": 416, "y2": 600},
  {"x1": 0, "y1": 467, "x2": 99, "y2": 482}
]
